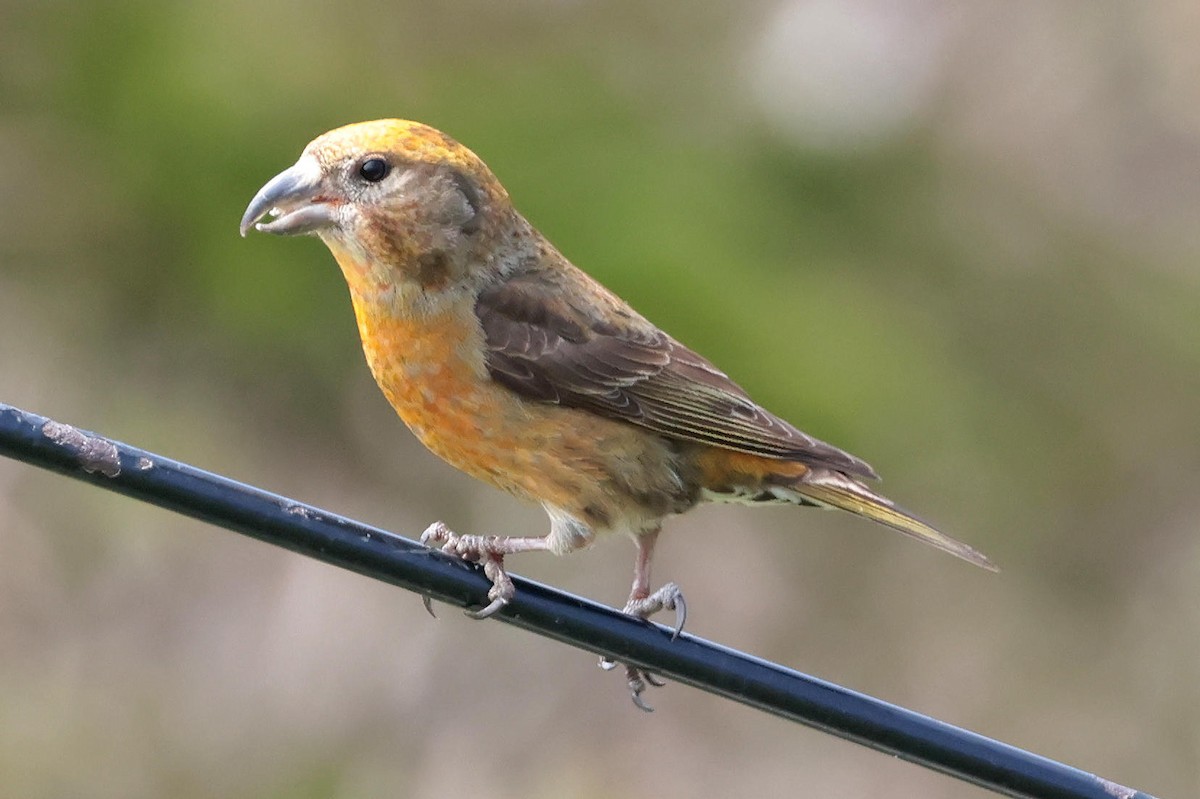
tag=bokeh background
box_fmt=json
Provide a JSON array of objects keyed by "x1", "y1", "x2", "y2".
[{"x1": 2, "y1": 1, "x2": 1197, "y2": 796}]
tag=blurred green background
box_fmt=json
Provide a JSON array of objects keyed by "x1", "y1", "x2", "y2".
[{"x1": 1, "y1": 1, "x2": 1197, "y2": 796}]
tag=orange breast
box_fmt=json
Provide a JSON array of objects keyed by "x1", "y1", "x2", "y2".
[
  {"x1": 345, "y1": 292, "x2": 694, "y2": 535},
  {"x1": 353, "y1": 301, "x2": 495, "y2": 471},
  {"x1": 347, "y1": 297, "x2": 591, "y2": 507}
]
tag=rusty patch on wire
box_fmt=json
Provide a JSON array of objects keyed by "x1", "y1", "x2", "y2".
[{"x1": 41, "y1": 420, "x2": 121, "y2": 477}]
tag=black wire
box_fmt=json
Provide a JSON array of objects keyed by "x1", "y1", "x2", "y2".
[{"x1": 0, "y1": 402, "x2": 1156, "y2": 799}]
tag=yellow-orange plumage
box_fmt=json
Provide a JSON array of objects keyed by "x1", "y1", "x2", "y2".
[{"x1": 241, "y1": 118, "x2": 995, "y2": 708}]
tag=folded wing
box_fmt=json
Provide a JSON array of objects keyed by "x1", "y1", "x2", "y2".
[{"x1": 476, "y1": 264, "x2": 878, "y2": 479}]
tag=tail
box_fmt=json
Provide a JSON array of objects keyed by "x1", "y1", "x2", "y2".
[{"x1": 791, "y1": 470, "x2": 997, "y2": 572}]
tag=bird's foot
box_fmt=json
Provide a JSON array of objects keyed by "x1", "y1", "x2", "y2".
[
  {"x1": 419, "y1": 521, "x2": 515, "y2": 619},
  {"x1": 600, "y1": 581, "x2": 687, "y2": 711},
  {"x1": 623, "y1": 581, "x2": 687, "y2": 639},
  {"x1": 599, "y1": 659, "x2": 667, "y2": 712}
]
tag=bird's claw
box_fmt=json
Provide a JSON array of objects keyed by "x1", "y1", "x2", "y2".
[
  {"x1": 464, "y1": 594, "x2": 509, "y2": 620},
  {"x1": 600, "y1": 581, "x2": 687, "y2": 710},
  {"x1": 419, "y1": 521, "x2": 453, "y2": 549},
  {"x1": 628, "y1": 665, "x2": 664, "y2": 712},
  {"x1": 630, "y1": 683, "x2": 654, "y2": 712},
  {"x1": 597, "y1": 658, "x2": 664, "y2": 711},
  {"x1": 419, "y1": 521, "x2": 514, "y2": 619},
  {"x1": 643, "y1": 671, "x2": 667, "y2": 687},
  {"x1": 623, "y1": 581, "x2": 687, "y2": 639}
]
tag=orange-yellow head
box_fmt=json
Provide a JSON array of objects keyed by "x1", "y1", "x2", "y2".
[{"x1": 241, "y1": 120, "x2": 517, "y2": 298}]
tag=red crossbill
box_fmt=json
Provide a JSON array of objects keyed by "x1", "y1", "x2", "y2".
[{"x1": 241, "y1": 119, "x2": 994, "y2": 708}]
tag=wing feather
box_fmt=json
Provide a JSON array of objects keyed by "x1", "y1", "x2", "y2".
[{"x1": 476, "y1": 264, "x2": 878, "y2": 479}]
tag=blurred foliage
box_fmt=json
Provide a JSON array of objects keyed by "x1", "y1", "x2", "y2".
[{"x1": 1, "y1": 1, "x2": 1197, "y2": 797}]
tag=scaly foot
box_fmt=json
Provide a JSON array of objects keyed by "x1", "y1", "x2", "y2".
[
  {"x1": 624, "y1": 582, "x2": 687, "y2": 639},
  {"x1": 419, "y1": 521, "x2": 515, "y2": 619},
  {"x1": 601, "y1": 581, "x2": 687, "y2": 711}
]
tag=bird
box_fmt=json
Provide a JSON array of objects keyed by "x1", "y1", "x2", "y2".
[{"x1": 240, "y1": 119, "x2": 995, "y2": 709}]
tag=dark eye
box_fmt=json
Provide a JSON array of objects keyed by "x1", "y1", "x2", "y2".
[{"x1": 358, "y1": 157, "x2": 390, "y2": 183}]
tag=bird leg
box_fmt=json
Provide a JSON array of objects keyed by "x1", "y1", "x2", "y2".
[
  {"x1": 599, "y1": 527, "x2": 686, "y2": 712},
  {"x1": 419, "y1": 521, "x2": 553, "y2": 619}
]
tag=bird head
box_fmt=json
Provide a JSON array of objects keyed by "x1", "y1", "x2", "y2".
[{"x1": 241, "y1": 119, "x2": 516, "y2": 297}]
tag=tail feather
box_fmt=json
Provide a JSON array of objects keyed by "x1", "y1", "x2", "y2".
[{"x1": 792, "y1": 472, "x2": 997, "y2": 572}]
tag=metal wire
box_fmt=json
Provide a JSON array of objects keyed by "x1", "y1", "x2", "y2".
[{"x1": 0, "y1": 402, "x2": 1155, "y2": 799}]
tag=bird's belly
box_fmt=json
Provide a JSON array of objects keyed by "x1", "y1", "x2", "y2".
[{"x1": 356, "y1": 308, "x2": 693, "y2": 533}]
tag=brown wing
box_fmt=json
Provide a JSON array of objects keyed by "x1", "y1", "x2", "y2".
[{"x1": 475, "y1": 262, "x2": 878, "y2": 479}]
